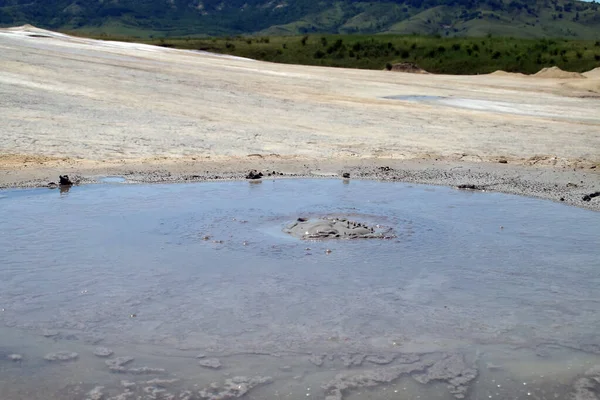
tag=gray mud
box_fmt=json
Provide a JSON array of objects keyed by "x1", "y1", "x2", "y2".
[
  {"x1": 0, "y1": 179, "x2": 599, "y2": 399},
  {"x1": 284, "y1": 217, "x2": 394, "y2": 240}
]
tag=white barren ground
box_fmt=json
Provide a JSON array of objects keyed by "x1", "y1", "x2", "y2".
[{"x1": 0, "y1": 25, "x2": 599, "y2": 169}]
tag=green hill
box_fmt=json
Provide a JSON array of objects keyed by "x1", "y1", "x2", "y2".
[{"x1": 1, "y1": 0, "x2": 599, "y2": 39}]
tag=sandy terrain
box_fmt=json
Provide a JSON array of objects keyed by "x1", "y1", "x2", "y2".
[{"x1": 0, "y1": 25, "x2": 599, "y2": 208}]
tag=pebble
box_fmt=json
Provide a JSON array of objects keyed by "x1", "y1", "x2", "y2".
[{"x1": 8, "y1": 354, "x2": 22, "y2": 361}]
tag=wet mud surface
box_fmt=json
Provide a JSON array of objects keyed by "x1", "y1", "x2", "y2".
[
  {"x1": 284, "y1": 217, "x2": 394, "y2": 240},
  {"x1": 0, "y1": 179, "x2": 599, "y2": 399}
]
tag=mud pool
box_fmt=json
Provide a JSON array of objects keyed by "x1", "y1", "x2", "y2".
[{"x1": 1, "y1": 179, "x2": 599, "y2": 400}]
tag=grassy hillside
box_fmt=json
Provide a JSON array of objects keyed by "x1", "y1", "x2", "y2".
[
  {"x1": 1, "y1": 0, "x2": 600, "y2": 39},
  {"x1": 77, "y1": 32, "x2": 600, "y2": 75}
]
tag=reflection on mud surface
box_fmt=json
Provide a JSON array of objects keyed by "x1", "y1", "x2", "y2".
[{"x1": 0, "y1": 180, "x2": 599, "y2": 399}]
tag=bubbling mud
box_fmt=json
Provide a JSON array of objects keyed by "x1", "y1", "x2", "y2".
[{"x1": 284, "y1": 217, "x2": 394, "y2": 240}]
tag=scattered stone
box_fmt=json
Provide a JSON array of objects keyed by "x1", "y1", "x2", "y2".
[
  {"x1": 44, "y1": 351, "x2": 78, "y2": 362},
  {"x1": 498, "y1": 159, "x2": 508, "y2": 164},
  {"x1": 106, "y1": 356, "x2": 135, "y2": 372},
  {"x1": 342, "y1": 173, "x2": 350, "y2": 179},
  {"x1": 309, "y1": 354, "x2": 326, "y2": 367},
  {"x1": 59, "y1": 175, "x2": 73, "y2": 186},
  {"x1": 285, "y1": 217, "x2": 394, "y2": 240},
  {"x1": 198, "y1": 376, "x2": 272, "y2": 400},
  {"x1": 340, "y1": 354, "x2": 365, "y2": 368},
  {"x1": 85, "y1": 386, "x2": 104, "y2": 400},
  {"x1": 121, "y1": 381, "x2": 136, "y2": 388},
  {"x1": 582, "y1": 191, "x2": 600, "y2": 202},
  {"x1": 196, "y1": 353, "x2": 206, "y2": 359},
  {"x1": 245, "y1": 170, "x2": 263, "y2": 180},
  {"x1": 322, "y1": 360, "x2": 433, "y2": 400},
  {"x1": 198, "y1": 358, "x2": 222, "y2": 369},
  {"x1": 279, "y1": 365, "x2": 292, "y2": 372},
  {"x1": 94, "y1": 347, "x2": 114, "y2": 358},
  {"x1": 412, "y1": 354, "x2": 478, "y2": 399},
  {"x1": 8, "y1": 354, "x2": 22, "y2": 361}
]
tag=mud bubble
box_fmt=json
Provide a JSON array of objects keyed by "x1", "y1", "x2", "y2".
[{"x1": 284, "y1": 217, "x2": 394, "y2": 240}]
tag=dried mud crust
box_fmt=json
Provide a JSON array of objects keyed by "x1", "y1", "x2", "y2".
[{"x1": 284, "y1": 217, "x2": 395, "y2": 240}]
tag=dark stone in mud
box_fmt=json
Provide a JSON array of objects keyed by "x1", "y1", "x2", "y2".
[
  {"x1": 246, "y1": 170, "x2": 263, "y2": 180},
  {"x1": 285, "y1": 217, "x2": 393, "y2": 240},
  {"x1": 498, "y1": 159, "x2": 508, "y2": 164},
  {"x1": 342, "y1": 172, "x2": 351, "y2": 179},
  {"x1": 457, "y1": 184, "x2": 485, "y2": 190},
  {"x1": 582, "y1": 192, "x2": 600, "y2": 202},
  {"x1": 59, "y1": 175, "x2": 73, "y2": 186}
]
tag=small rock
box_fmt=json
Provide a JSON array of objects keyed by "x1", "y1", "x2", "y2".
[
  {"x1": 457, "y1": 184, "x2": 484, "y2": 190},
  {"x1": 342, "y1": 173, "x2": 351, "y2": 179},
  {"x1": 198, "y1": 358, "x2": 222, "y2": 369},
  {"x1": 196, "y1": 353, "x2": 206, "y2": 359},
  {"x1": 42, "y1": 329, "x2": 59, "y2": 337},
  {"x1": 8, "y1": 354, "x2": 22, "y2": 361},
  {"x1": 59, "y1": 175, "x2": 73, "y2": 186},
  {"x1": 44, "y1": 351, "x2": 78, "y2": 362},
  {"x1": 498, "y1": 159, "x2": 508, "y2": 164},
  {"x1": 279, "y1": 365, "x2": 293, "y2": 372},
  {"x1": 582, "y1": 192, "x2": 600, "y2": 202},
  {"x1": 246, "y1": 170, "x2": 263, "y2": 180},
  {"x1": 93, "y1": 347, "x2": 114, "y2": 358}
]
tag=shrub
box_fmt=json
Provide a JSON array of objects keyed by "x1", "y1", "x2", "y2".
[
  {"x1": 385, "y1": 62, "x2": 393, "y2": 70},
  {"x1": 314, "y1": 49, "x2": 325, "y2": 58}
]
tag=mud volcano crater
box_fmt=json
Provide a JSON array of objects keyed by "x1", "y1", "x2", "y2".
[{"x1": 284, "y1": 216, "x2": 395, "y2": 240}]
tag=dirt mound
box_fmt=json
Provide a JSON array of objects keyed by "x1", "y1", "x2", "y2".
[
  {"x1": 490, "y1": 70, "x2": 526, "y2": 77},
  {"x1": 534, "y1": 66, "x2": 586, "y2": 79},
  {"x1": 389, "y1": 63, "x2": 428, "y2": 74},
  {"x1": 583, "y1": 67, "x2": 600, "y2": 78}
]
